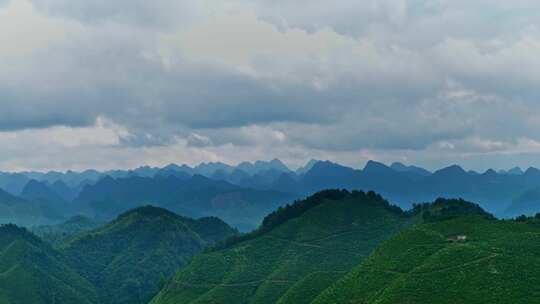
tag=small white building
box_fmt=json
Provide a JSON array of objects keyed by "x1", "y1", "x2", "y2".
[{"x1": 448, "y1": 235, "x2": 467, "y2": 242}]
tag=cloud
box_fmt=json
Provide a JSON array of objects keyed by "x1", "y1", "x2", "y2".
[
  {"x1": 28, "y1": 0, "x2": 203, "y2": 28},
  {"x1": 1, "y1": 0, "x2": 540, "y2": 171}
]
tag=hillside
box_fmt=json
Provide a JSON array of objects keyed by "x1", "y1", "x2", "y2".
[
  {"x1": 150, "y1": 190, "x2": 417, "y2": 304},
  {"x1": 0, "y1": 224, "x2": 97, "y2": 304},
  {"x1": 31, "y1": 215, "x2": 102, "y2": 247},
  {"x1": 61, "y1": 206, "x2": 237, "y2": 304},
  {"x1": 313, "y1": 215, "x2": 540, "y2": 304}
]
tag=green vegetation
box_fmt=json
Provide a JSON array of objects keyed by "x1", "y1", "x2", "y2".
[
  {"x1": 151, "y1": 190, "x2": 418, "y2": 304},
  {"x1": 412, "y1": 197, "x2": 494, "y2": 222},
  {"x1": 31, "y1": 215, "x2": 102, "y2": 247},
  {"x1": 61, "y1": 206, "x2": 236, "y2": 304},
  {"x1": 313, "y1": 215, "x2": 540, "y2": 304},
  {"x1": 4, "y1": 187, "x2": 536, "y2": 304},
  {"x1": 0, "y1": 224, "x2": 97, "y2": 304}
]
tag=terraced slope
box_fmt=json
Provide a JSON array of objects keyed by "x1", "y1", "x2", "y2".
[
  {"x1": 0, "y1": 224, "x2": 97, "y2": 304},
  {"x1": 314, "y1": 215, "x2": 540, "y2": 304},
  {"x1": 151, "y1": 190, "x2": 418, "y2": 304}
]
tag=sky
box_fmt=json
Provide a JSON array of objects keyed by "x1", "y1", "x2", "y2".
[{"x1": 1, "y1": 0, "x2": 540, "y2": 172}]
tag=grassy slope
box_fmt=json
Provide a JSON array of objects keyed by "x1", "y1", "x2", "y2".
[
  {"x1": 151, "y1": 191, "x2": 418, "y2": 304},
  {"x1": 0, "y1": 225, "x2": 97, "y2": 304},
  {"x1": 314, "y1": 215, "x2": 540, "y2": 304},
  {"x1": 61, "y1": 206, "x2": 236, "y2": 304}
]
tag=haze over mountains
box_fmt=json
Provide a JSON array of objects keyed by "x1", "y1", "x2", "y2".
[{"x1": 2, "y1": 159, "x2": 540, "y2": 230}]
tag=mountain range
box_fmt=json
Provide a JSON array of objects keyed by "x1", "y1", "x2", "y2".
[{"x1": 3, "y1": 159, "x2": 540, "y2": 230}]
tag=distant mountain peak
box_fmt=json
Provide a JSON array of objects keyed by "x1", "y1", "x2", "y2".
[
  {"x1": 237, "y1": 159, "x2": 291, "y2": 175},
  {"x1": 447, "y1": 164, "x2": 465, "y2": 170},
  {"x1": 525, "y1": 167, "x2": 540, "y2": 176},
  {"x1": 508, "y1": 166, "x2": 524, "y2": 175},
  {"x1": 363, "y1": 160, "x2": 392, "y2": 174},
  {"x1": 20, "y1": 179, "x2": 65, "y2": 203},
  {"x1": 483, "y1": 169, "x2": 498, "y2": 176},
  {"x1": 296, "y1": 159, "x2": 321, "y2": 174},
  {"x1": 163, "y1": 163, "x2": 182, "y2": 170},
  {"x1": 194, "y1": 162, "x2": 234, "y2": 176},
  {"x1": 390, "y1": 162, "x2": 408, "y2": 170},
  {"x1": 117, "y1": 205, "x2": 179, "y2": 221},
  {"x1": 434, "y1": 164, "x2": 467, "y2": 176},
  {"x1": 310, "y1": 160, "x2": 346, "y2": 170},
  {"x1": 390, "y1": 162, "x2": 432, "y2": 176}
]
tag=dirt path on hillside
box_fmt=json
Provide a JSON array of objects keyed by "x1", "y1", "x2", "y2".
[
  {"x1": 172, "y1": 279, "x2": 293, "y2": 288},
  {"x1": 381, "y1": 253, "x2": 500, "y2": 276}
]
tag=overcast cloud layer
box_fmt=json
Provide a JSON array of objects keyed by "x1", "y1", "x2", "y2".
[{"x1": 1, "y1": 0, "x2": 540, "y2": 171}]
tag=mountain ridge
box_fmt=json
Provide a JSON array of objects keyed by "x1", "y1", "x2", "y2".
[{"x1": 61, "y1": 205, "x2": 237, "y2": 304}]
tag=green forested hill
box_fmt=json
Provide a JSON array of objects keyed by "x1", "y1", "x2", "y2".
[
  {"x1": 150, "y1": 190, "x2": 419, "y2": 304},
  {"x1": 61, "y1": 206, "x2": 237, "y2": 304},
  {"x1": 0, "y1": 224, "x2": 97, "y2": 304},
  {"x1": 313, "y1": 215, "x2": 540, "y2": 304}
]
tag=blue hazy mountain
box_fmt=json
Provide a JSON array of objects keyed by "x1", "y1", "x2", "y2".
[
  {"x1": 50, "y1": 180, "x2": 78, "y2": 202},
  {"x1": 237, "y1": 159, "x2": 291, "y2": 175},
  {"x1": 73, "y1": 175, "x2": 295, "y2": 231},
  {"x1": 508, "y1": 166, "x2": 525, "y2": 175},
  {"x1": 20, "y1": 180, "x2": 66, "y2": 206},
  {"x1": 296, "y1": 159, "x2": 321, "y2": 174},
  {"x1": 4, "y1": 159, "x2": 540, "y2": 224},
  {"x1": 505, "y1": 187, "x2": 540, "y2": 217},
  {"x1": 0, "y1": 187, "x2": 62, "y2": 226},
  {"x1": 0, "y1": 172, "x2": 31, "y2": 195},
  {"x1": 390, "y1": 161, "x2": 432, "y2": 177}
]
